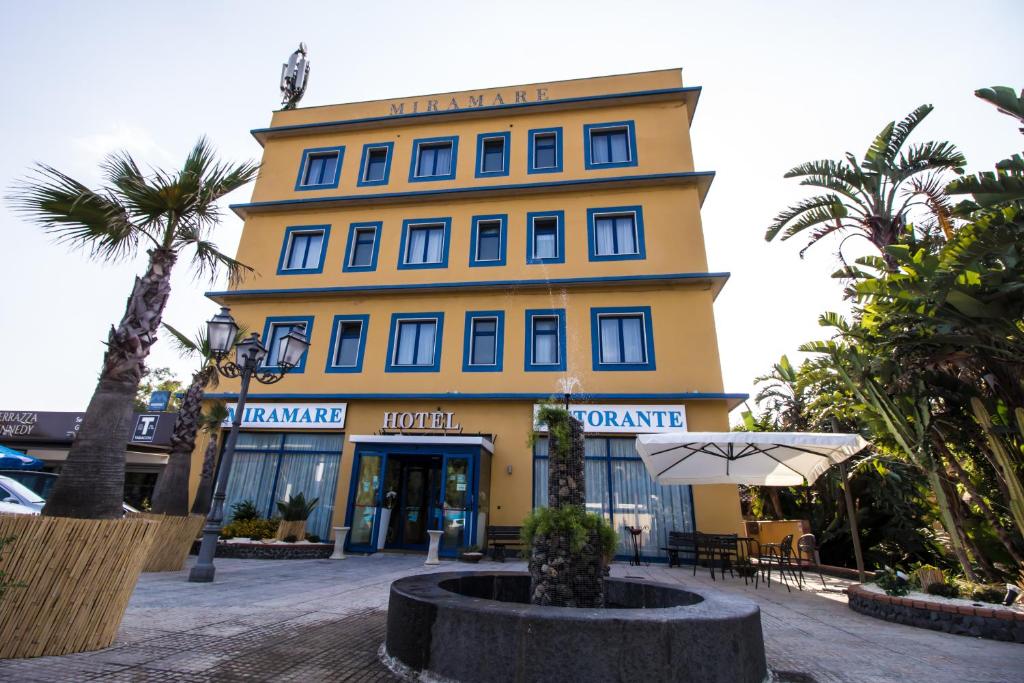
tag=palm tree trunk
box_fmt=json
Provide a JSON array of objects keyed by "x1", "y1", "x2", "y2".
[
  {"x1": 767, "y1": 487, "x2": 785, "y2": 519},
  {"x1": 43, "y1": 248, "x2": 177, "y2": 519},
  {"x1": 190, "y1": 432, "x2": 219, "y2": 516},
  {"x1": 150, "y1": 366, "x2": 212, "y2": 516},
  {"x1": 927, "y1": 469, "x2": 980, "y2": 581}
]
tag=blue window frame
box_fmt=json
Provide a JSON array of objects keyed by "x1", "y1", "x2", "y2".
[
  {"x1": 295, "y1": 146, "x2": 345, "y2": 190},
  {"x1": 325, "y1": 314, "x2": 369, "y2": 373},
  {"x1": 409, "y1": 136, "x2": 459, "y2": 182},
  {"x1": 590, "y1": 306, "x2": 656, "y2": 371},
  {"x1": 583, "y1": 121, "x2": 638, "y2": 169},
  {"x1": 526, "y1": 211, "x2": 565, "y2": 265},
  {"x1": 469, "y1": 214, "x2": 507, "y2": 267},
  {"x1": 277, "y1": 225, "x2": 329, "y2": 274},
  {"x1": 527, "y1": 127, "x2": 562, "y2": 174},
  {"x1": 525, "y1": 309, "x2": 566, "y2": 372},
  {"x1": 357, "y1": 142, "x2": 394, "y2": 187},
  {"x1": 343, "y1": 222, "x2": 382, "y2": 272},
  {"x1": 260, "y1": 316, "x2": 314, "y2": 372},
  {"x1": 475, "y1": 131, "x2": 510, "y2": 178},
  {"x1": 398, "y1": 218, "x2": 451, "y2": 270},
  {"x1": 462, "y1": 311, "x2": 504, "y2": 372},
  {"x1": 586, "y1": 206, "x2": 646, "y2": 261},
  {"x1": 385, "y1": 312, "x2": 445, "y2": 372}
]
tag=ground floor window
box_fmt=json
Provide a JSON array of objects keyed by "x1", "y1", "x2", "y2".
[
  {"x1": 533, "y1": 436, "x2": 694, "y2": 560},
  {"x1": 223, "y1": 432, "x2": 342, "y2": 540}
]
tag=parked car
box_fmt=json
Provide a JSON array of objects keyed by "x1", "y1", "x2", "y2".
[
  {"x1": 0, "y1": 474, "x2": 45, "y2": 513},
  {"x1": 0, "y1": 471, "x2": 140, "y2": 514},
  {"x1": 0, "y1": 499, "x2": 38, "y2": 515}
]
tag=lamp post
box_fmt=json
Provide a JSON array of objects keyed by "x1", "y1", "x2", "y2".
[{"x1": 189, "y1": 307, "x2": 309, "y2": 583}]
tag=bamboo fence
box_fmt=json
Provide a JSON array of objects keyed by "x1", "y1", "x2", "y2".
[
  {"x1": 0, "y1": 514, "x2": 158, "y2": 658},
  {"x1": 275, "y1": 519, "x2": 306, "y2": 541},
  {"x1": 132, "y1": 513, "x2": 206, "y2": 572}
]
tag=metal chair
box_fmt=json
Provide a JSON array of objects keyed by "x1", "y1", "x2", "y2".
[
  {"x1": 759, "y1": 533, "x2": 799, "y2": 591},
  {"x1": 797, "y1": 533, "x2": 827, "y2": 589},
  {"x1": 735, "y1": 537, "x2": 762, "y2": 588}
]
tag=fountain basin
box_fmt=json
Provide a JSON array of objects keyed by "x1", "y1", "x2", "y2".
[{"x1": 383, "y1": 571, "x2": 768, "y2": 683}]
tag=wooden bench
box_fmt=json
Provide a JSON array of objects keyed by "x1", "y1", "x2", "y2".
[
  {"x1": 486, "y1": 526, "x2": 524, "y2": 562},
  {"x1": 661, "y1": 531, "x2": 697, "y2": 568}
]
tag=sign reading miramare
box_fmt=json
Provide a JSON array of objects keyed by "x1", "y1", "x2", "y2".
[
  {"x1": 224, "y1": 403, "x2": 347, "y2": 430},
  {"x1": 534, "y1": 404, "x2": 686, "y2": 434}
]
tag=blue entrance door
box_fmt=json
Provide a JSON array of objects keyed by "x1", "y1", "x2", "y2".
[{"x1": 440, "y1": 454, "x2": 473, "y2": 553}]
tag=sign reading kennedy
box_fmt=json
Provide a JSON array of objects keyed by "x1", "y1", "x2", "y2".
[
  {"x1": 534, "y1": 404, "x2": 686, "y2": 434},
  {"x1": 224, "y1": 403, "x2": 347, "y2": 430}
]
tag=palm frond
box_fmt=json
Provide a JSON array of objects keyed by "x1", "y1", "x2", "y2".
[
  {"x1": 885, "y1": 105, "x2": 934, "y2": 162},
  {"x1": 765, "y1": 195, "x2": 845, "y2": 241},
  {"x1": 185, "y1": 235, "x2": 254, "y2": 286},
  {"x1": 864, "y1": 119, "x2": 896, "y2": 168},
  {"x1": 895, "y1": 141, "x2": 966, "y2": 176},
  {"x1": 162, "y1": 322, "x2": 201, "y2": 358}
]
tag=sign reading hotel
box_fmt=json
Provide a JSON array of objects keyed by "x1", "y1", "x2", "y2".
[
  {"x1": 224, "y1": 403, "x2": 348, "y2": 430},
  {"x1": 534, "y1": 404, "x2": 686, "y2": 434},
  {"x1": 382, "y1": 411, "x2": 460, "y2": 431}
]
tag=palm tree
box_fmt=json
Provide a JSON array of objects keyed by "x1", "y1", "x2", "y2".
[
  {"x1": 8, "y1": 139, "x2": 257, "y2": 519},
  {"x1": 765, "y1": 105, "x2": 966, "y2": 270},
  {"x1": 190, "y1": 403, "x2": 229, "y2": 516},
  {"x1": 149, "y1": 323, "x2": 242, "y2": 516}
]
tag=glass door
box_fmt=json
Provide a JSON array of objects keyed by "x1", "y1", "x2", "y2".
[
  {"x1": 348, "y1": 452, "x2": 383, "y2": 551},
  {"x1": 440, "y1": 454, "x2": 474, "y2": 553},
  {"x1": 398, "y1": 463, "x2": 431, "y2": 549}
]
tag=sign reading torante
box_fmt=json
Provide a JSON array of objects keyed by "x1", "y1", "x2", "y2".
[
  {"x1": 387, "y1": 88, "x2": 550, "y2": 116},
  {"x1": 534, "y1": 404, "x2": 687, "y2": 434},
  {"x1": 382, "y1": 411, "x2": 460, "y2": 432}
]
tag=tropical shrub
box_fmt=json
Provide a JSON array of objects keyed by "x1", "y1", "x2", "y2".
[
  {"x1": 305, "y1": 533, "x2": 321, "y2": 543},
  {"x1": 230, "y1": 499, "x2": 260, "y2": 522},
  {"x1": 276, "y1": 493, "x2": 319, "y2": 521},
  {"x1": 963, "y1": 583, "x2": 1005, "y2": 604},
  {"x1": 521, "y1": 506, "x2": 618, "y2": 560},
  {"x1": 220, "y1": 519, "x2": 279, "y2": 540},
  {"x1": 926, "y1": 582, "x2": 961, "y2": 598},
  {"x1": 874, "y1": 567, "x2": 910, "y2": 596}
]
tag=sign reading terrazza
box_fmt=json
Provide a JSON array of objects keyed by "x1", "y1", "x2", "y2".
[
  {"x1": 387, "y1": 88, "x2": 550, "y2": 115},
  {"x1": 224, "y1": 403, "x2": 348, "y2": 430},
  {"x1": 534, "y1": 404, "x2": 687, "y2": 434}
]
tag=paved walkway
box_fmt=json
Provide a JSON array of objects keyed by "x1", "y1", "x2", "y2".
[{"x1": 0, "y1": 555, "x2": 1020, "y2": 682}]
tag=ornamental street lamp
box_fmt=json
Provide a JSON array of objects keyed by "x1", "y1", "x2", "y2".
[{"x1": 189, "y1": 307, "x2": 309, "y2": 583}]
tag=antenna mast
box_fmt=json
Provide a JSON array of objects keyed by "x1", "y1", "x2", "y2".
[{"x1": 280, "y1": 43, "x2": 310, "y2": 110}]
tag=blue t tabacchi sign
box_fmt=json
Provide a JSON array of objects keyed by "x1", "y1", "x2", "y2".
[
  {"x1": 223, "y1": 403, "x2": 348, "y2": 430},
  {"x1": 534, "y1": 404, "x2": 686, "y2": 434}
]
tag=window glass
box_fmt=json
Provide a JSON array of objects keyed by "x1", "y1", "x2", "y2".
[
  {"x1": 405, "y1": 225, "x2": 445, "y2": 264},
  {"x1": 470, "y1": 318, "x2": 497, "y2": 365},
  {"x1": 532, "y1": 317, "x2": 559, "y2": 365},
  {"x1": 395, "y1": 320, "x2": 437, "y2": 366},
  {"x1": 532, "y1": 218, "x2": 558, "y2": 259},
  {"x1": 350, "y1": 228, "x2": 376, "y2": 267},
  {"x1": 590, "y1": 129, "x2": 630, "y2": 164},
  {"x1": 266, "y1": 322, "x2": 306, "y2": 366},
  {"x1": 475, "y1": 221, "x2": 501, "y2": 261},
  {"x1": 416, "y1": 143, "x2": 453, "y2": 177},
  {"x1": 284, "y1": 231, "x2": 323, "y2": 270},
  {"x1": 333, "y1": 321, "x2": 363, "y2": 367},
  {"x1": 364, "y1": 148, "x2": 388, "y2": 181},
  {"x1": 303, "y1": 152, "x2": 339, "y2": 186},
  {"x1": 599, "y1": 315, "x2": 646, "y2": 364},
  {"x1": 481, "y1": 138, "x2": 504, "y2": 173},
  {"x1": 594, "y1": 215, "x2": 637, "y2": 256},
  {"x1": 533, "y1": 134, "x2": 557, "y2": 168}
]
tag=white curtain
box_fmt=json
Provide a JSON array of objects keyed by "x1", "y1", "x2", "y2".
[
  {"x1": 534, "y1": 230, "x2": 556, "y2": 259},
  {"x1": 621, "y1": 317, "x2": 644, "y2": 363},
  {"x1": 434, "y1": 145, "x2": 452, "y2": 175},
  {"x1": 610, "y1": 132, "x2": 629, "y2": 161},
  {"x1": 396, "y1": 323, "x2": 418, "y2": 364},
  {"x1": 595, "y1": 218, "x2": 615, "y2": 255},
  {"x1": 592, "y1": 135, "x2": 610, "y2": 164},
  {"x1": 600, "y1": 317, "x2": 620, "y2": 363},
  {"x1": 407, "y1": 228, "x2": 428, "y2": 263},
  {"x1": 424, "y1": 227, "x2": 444, "y2": 263},
  {"x1": 415, "y1": 322, "x2": 436, "y2": 364},
  {"x1": 533, "y1": 320, "x2": 558, "y2": 364},
  {"x1": 615, "y1": 217, "x2": 636, "y2": 253}
]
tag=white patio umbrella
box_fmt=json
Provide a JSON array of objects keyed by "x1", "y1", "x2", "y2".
[{"x1": 635, "y1": 430, "x2": 870, "y2": 579}]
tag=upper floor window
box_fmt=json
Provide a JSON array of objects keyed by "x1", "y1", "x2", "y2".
[
  {"x1": 584, "y1": 121, "x2": 637, "y2": 169},
  {"x1": 295, "y1": 146, "x2": 344, "y2": 190},
  {"x1": 463, "y1": 311, "x2": 504, "y2": 372},
  {"x1": 587, "y1": 206, "x2": 646, "y2": 261},
  {"x1": 476, "y1": 132, "x2": 510, "y2": 177},
  {"x1": 525, "y1": 309, "x2": 566, "y2": 371},
  {"x1": 590, "y1": 306, "x2": 656, "y2": 371},
  {"x1": 277, "y1": 225, "x2": 329, "y2": 275},
  {"x1": 526, "y1": 211, "x2": 565, "y2": 265},
  {"x1": 528, "y1": 127, "x2": 563, "y2": 174},
  {"x1": 469, "y1": 214, "x2": 507, "y2": 267},
  {"x1": 262, "y1": 317, "x2": 313, "y2": 372},
  {"x1": 386, "y1": 313, "x2": 445, "y2": 372},
  {"x1": 399, "y1": 218, "x2": 451, "y2": 269},
  {"x1": 326, "y1": 315, "x2": 368, "y2": 373},
  {"x1": 357, "y1": 142, "x2": 394, "y2": 187},
  {"x1": 409, "y1": 136, "x2": 458, "y2": 182},
  {"x1": 343, "y1": 222, "x2": 381, "y2": 273}
]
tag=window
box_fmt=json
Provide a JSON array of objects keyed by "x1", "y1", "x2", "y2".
[
  {"x1": 475, "y1": 132, "x2": 510, "y2": 177},
  {"x1": 277, "y1": 225, "x2": 329, "y2": 274},
  {"x1": 587, "y1": 206, "x2": 646, "y2": 261},
  {"x1": 343, "y1": 222, "x2": 381, "y2": 272},
  {"x1": 526, "y1": 211, "x2": 565, "y2": 264},
  {"x1": 295, "y1": 146, "x2": 344, "y2": 190},
  {"x1": 463, "y1": 311, "x2": 504, "y2": 372},
  {"x1": 399, "y1": 218, "x2": 450, "y2": 269},
  {"x1": 357, "y1": 142, "x2": 394, "y2": 187},
  {"x1": 386, "y1": 313, "x2": 445, "y2": 372},
  {"x1": 469, "y1": 214, "x2": 507, "y2": 267},
  {"x1": 590, "y1": 306, "x2": 656, "y2": 371},
  {"x1": 584, "y1": 121, "x2": 637, "y2": 169},
  {"x1": 261, "y1": 317, "x2": 313, "y2": 372},
  {"x1": 525, "y1": 309, "x2": 566, "y2": 371},
  {"x1": 409, "y1": 136, "x2": 459, "y2": 182},
  {"x1": 528, "y1": 127, "x2": 563, "y2": 174},
  {"x1": 326, "y1": 315, "x2": 368, "y2": 373}
]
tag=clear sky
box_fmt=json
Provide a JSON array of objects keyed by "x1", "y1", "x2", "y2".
[{"x1": 1, "y1": 1, "x2": 1021, "y2": 416}]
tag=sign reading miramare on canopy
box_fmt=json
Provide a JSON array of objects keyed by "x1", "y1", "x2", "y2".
[
  {"x1": 534, "y1": 405, "x2": 686, "y2": 434},
  {"x1": 223, "y1": 403, "x2": 347, "y2": 430}
]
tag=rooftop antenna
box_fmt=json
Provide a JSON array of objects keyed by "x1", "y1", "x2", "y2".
[{"x1": 280, "y1": 43, "x2": 310, "y2": 110}]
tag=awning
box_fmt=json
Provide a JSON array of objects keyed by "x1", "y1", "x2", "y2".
[
  {"x1": 348, "y1": 435, "x2": 495, "y2": 454},
  {"x1": 635, "y1": 431, "x2": 869, "y2": 486},
  {"x1": 0, "y1": 444, "x2": 45, "y2": 471}
]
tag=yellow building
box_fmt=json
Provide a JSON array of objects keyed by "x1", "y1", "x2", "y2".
[{"x1": 198, "y1": 69, "x2": 746, "y2": 559}]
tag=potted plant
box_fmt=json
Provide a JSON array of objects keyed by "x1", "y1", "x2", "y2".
[
  {"x1": 275, "y1": 493, "x2": 319, "y2": 541},
  {"x1": 459, "y1": 545, "x2": 484, "y2": 563},
  {"x1": 377, "y1": 490, "x2": 397, "y2": 550}
]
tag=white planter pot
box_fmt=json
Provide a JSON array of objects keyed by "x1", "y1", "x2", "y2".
[{"x1": 376, "y1": 508, "x2": 392, "y2": 550}]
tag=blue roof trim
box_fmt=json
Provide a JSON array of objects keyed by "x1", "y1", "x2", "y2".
[
  {"x1": 230, "y1": 171, "x2": 715, "y2": 217},
  {"x1": 206, "y1": 271, "x2": 731, "y2": 300},
  {"x1": 252, "y1": 86, "x2": 702, "y2": 142}
]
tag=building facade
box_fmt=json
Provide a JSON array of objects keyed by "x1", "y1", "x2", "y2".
[{"x1": 197, "y1": 69, "x2": 746, "y2": 558}]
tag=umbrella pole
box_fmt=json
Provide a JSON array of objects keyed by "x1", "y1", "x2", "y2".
[{"x1": 839, "y1": 459, "x2": 865, "y2": 582}]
